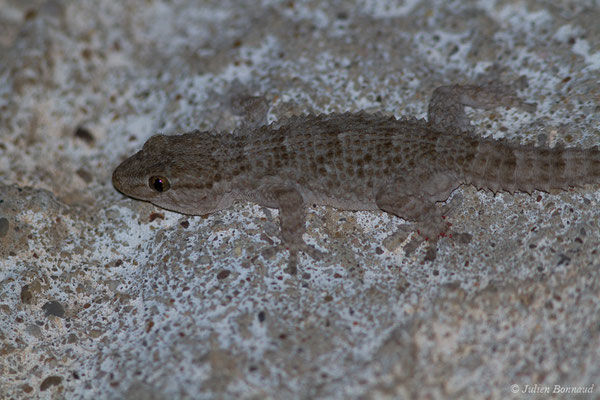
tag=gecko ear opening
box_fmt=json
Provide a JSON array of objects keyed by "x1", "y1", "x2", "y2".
[{"x1": 149, "y1": 176, "x2": 171, "y2": 193}]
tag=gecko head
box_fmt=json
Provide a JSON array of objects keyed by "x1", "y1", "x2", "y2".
[{"x1": 112, "y1": 133, "x2": 233, "y2": 215}]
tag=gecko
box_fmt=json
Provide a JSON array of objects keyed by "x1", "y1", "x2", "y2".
[{"x1": 112, "y1": 81, "x2": 600, "y2": 273}]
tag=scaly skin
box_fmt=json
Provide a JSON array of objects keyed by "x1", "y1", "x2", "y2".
[{"x1": 112, "y1": 83, "x2": 600, "y2": 272}]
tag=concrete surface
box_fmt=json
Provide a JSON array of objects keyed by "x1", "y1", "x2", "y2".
[{"x1": 1, "y1": 0, "x2": 599, "y2": 398}]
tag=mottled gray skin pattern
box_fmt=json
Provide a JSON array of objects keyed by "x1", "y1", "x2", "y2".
[{"x1": 112, "y1": 83, "x2": 600, "y2": 272}]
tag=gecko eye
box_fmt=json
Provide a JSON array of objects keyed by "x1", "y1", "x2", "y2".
[{"x1": 149, "y1": 176, "x2": 170, "y2": 193}]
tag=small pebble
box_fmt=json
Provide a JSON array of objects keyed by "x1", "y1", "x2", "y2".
[
  {"x1": 0, "y1": 217, "x2": 9, "y2": 237},
  {"x1": 42, "y1": 301, "x2": 65, "y2": 318},
  {"x1": 217, "y1": 270, "x2": 231, "y2": 280},
  {"x1": 20, "y1": 285, "x2": 33, "y2": 304},
  {"x1": 74, "y1": 126, "x2": 95, "y2": 144},
  {"x1": 40, "y1": 376, "x2": 62, "y2": 391}
]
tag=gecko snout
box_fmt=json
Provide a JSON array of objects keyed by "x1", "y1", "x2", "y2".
[{"x1": 111, "y1": 166, "x2": 125, "y2": 193}]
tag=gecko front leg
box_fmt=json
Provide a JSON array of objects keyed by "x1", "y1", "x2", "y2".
[{"x1": 269, "y1": 187, "x2": 324, "y2": 274}]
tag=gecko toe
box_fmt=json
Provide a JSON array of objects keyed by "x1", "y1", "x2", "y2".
[
  {"x1": 301, "y1": 244, "x2": 324, "y2": 261},
  {"x1": 285, "y1": 250, "x2": 298, "y2": 275},
  {"x1": 403, "y1": 236, "x2": 421, "y2": 256},
  {"x1": 424, "y1": 246, "x2": 437, "y2": 262}
]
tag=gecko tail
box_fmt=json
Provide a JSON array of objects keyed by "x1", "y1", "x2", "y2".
[{"x1": 467, "y1": 140, "x2": 600, "y2": 194}]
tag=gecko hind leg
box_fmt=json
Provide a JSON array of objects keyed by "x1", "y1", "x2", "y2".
[
  {"x1": 427, "y1": 80, "x2": 537, "y2": 133},
  {"x1": 376, "y1": 188, "x2": 470, "y2": 261}
]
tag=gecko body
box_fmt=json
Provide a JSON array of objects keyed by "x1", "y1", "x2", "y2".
[{"x1": 112, "y1": 83, "x2": 600, "y2": 271}]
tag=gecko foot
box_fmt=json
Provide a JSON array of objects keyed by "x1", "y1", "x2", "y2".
[
  {"x1": 401, "y1": 219, "x2": 472, "y2": 262},
  {"x1": 402, "y1": 231, "x2": 442, "y2": 261},
  {"x1": 478, "y1": 78, "x2": 537, "y2": 113},
  {"x1": 280, "y1": 244, "x2": 325, "y2": 275}
]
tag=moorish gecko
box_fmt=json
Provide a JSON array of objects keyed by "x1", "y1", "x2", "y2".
[{"x1": 112, "y1": 82, "x2": 600, "y2": 272}]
